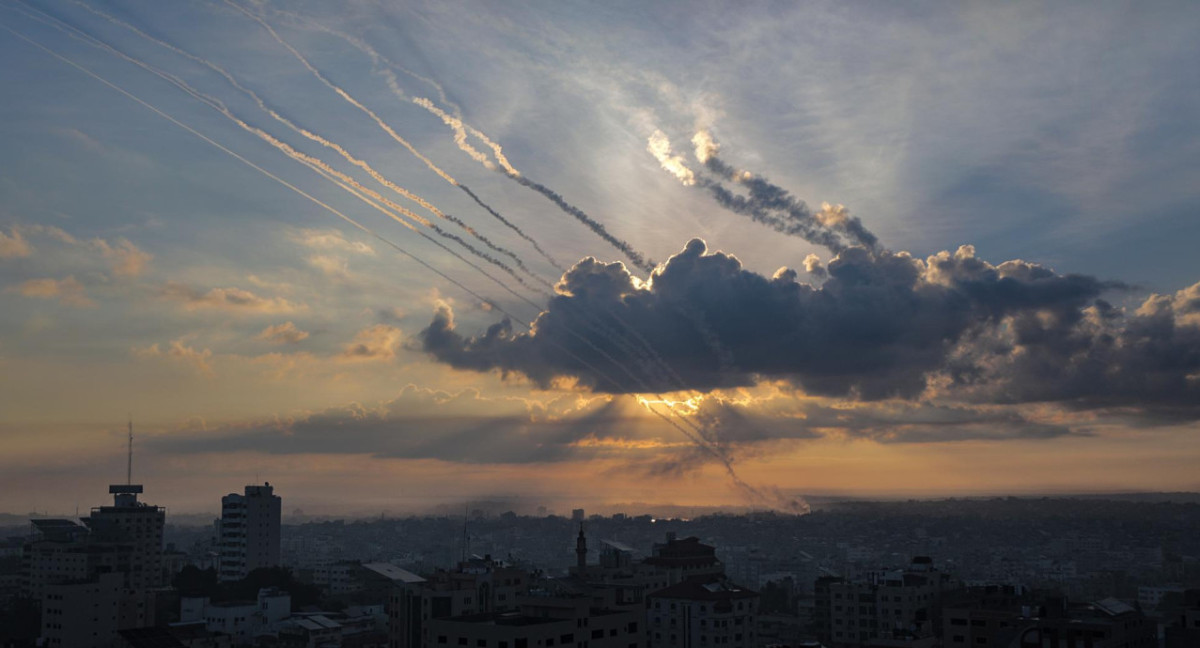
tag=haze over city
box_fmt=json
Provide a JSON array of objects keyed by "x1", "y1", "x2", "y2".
[{"x1": 2, "y1": 0, "x2": 1199, "y2": 518}]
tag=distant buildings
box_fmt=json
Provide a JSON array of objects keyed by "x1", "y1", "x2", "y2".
[{"x1": 218, "y1": 482, "x2": 282, "y2": 582}]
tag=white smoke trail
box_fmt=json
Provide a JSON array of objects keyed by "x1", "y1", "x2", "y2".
[
  {"x1": 412, "y1": 96, "x2": 496, "y2": 170},
  {"x1": 647, "y1": 130, "x2": 696, "y2": 186},
  {"x1": 68, "y1": 0, "x2": 548, "y2": 288}
]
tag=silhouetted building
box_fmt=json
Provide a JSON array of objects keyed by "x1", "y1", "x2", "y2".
[
  {"x1": 641, "y1": 533, "x2": 725, "y2": 593},
  {"x1": 1013, "y1": 597, "x2": 1155, "y2": 648},
  {"x1": 387, "y1": 556, "x2": 530, "y2": 648},
  {"x1": 1164, "y1": 589, "x2": 1200, "y2": 648},
  {"x1": 814, "y1": 557, "x2": 954, "y2": 648},
  {"x1": 83, "y1": 483, "x2": 166, "y2": 590},
  {"x1": 218, "y1": 482, "x2": 281, "y2": 582},
  {"x1": 647, "y1": 576, "x2": 759, "y2": 648},
  {"x1": 428, "y1": 593, "x2": 640, "y2": 648}
]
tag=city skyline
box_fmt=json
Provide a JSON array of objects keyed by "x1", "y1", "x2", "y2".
[{"x1": 2, "y1": 1, "x2": 1200, "y2": 515}]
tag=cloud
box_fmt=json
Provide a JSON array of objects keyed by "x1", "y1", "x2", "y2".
[
  {"x1": 257, "y1": 321, "x2": 309, "y2": 345},
  {"x1": 91, "y1": 237, "x2": 152, "y2": 276},
  {"x1": 160, "y1": 282, "x2": 302, "y2": 314},
  {"x1": 12, "y1": 225, "x2": 151, "y2": 276},
  {"x1": 290, "y1": 228, "x2": 374, "y2": 255},
  {"x1": 8, "y1": 276, "x2": 95, "y2": 308},
  {"x1": 306, "y1": 254, "x2": 353, "y2": 279},
  {"x1": 946, "y1": 279, "x2": 1200, "y2": 418},
  {"x1": 144, "y1": 384, "x2": 635, "y2": 464},
  {"x1": 0, "y1": 228, "x2": 31, "y2": 258},
  {"x1": 341, "y1": 324, "x2": 405, "y2": 361},
  {"x1": 414, "y1": 238, "x2": 1198, "y2": 422},
  {"x1": 133, "y1": 338, "x2": 214, "y2": 377}
]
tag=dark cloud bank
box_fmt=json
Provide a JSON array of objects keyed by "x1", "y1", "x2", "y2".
[{"x1": 421, "y1": 238, "x2": 1200, "y2": 421}]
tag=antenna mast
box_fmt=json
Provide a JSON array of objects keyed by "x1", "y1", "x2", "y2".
[{"x1": 127, "y1": 414, "x2": 133, "y2": 485}]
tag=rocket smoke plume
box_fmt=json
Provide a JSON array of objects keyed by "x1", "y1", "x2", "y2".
[
  {"x1": 692, "y1": 130, "x2": 880, "y2": 251},
  {"x1": 23, "y1": 1, "x2": 550, "y2": 310},
  {"x1": 225, "y1": 0, "x2": 561, "y2": 276},
  {"x1": 510, "y1": 175, "x2": 656, "y2": 274}
]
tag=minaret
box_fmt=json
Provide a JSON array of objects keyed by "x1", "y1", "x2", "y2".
[{"x1": 576, "y1": 523, "x2": 587, "y2": 572}]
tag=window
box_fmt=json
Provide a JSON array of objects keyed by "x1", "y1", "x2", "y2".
[
  {"x1": 458, "y1": 639, "x2": 468, "y2": 646},
  {"x1": 438, "y1": 637, "x2": 447, "y2": 644},
  {"x1": 591, "y1": 630, "x2": 603, "y2": 639},
  {"x1": 951, "y1": 619, "x2": 967, "y2": 626},
  {"x1": 478, "y1": 641, "x2": 487, "y2": 647}
]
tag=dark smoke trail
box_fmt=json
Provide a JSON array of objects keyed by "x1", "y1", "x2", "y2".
[
  {"x1": 701, "y1": 154, "x2": 879, "y2": 251},
  {"x1": 698, "y1": 177, "x2": 847, "y2": 252},
  {"x1": 457, "y1": 183, "x2": 565, "y2": 273},
  {"x1": 510, "y1": 174, "x2": 656, "y2": 274}
]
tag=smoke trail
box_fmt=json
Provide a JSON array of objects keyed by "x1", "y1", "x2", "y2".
[
  {"x1": 223, "y1": 1, "x2": 567, "y2": 275},
  {"x1": 647, "y1": 129, "x2": 857, "y2": 253},
  {"x1": 1, "y1": 16, "x2": 679, "y2": 405},
  {"x1": 33, "y1": 3, "x2": 779, "y2": 506},
  {"x1": 412, "y1": 96, "x2": 522, "y2": 177},
  {"x1": 0, "y1": 19, "x2": 514, "y2": 314},
  {"x1": 228, "y1": 1, "x2": 654, "y2": 277},
  {"x1": 222, "y1": 0, "x2": 458, "y2": 183},
  {"x1": 70, "y1": 0, "x2": 546, "y2": 286},
  {"x1": 647, "y1": 129, "x2": 696, "y2": 186},
  {"x1": 17, "y1": 2, "x2": 554, "y2": 311},
  {"x1": 457, "y1": 184, "x2": 565, "y2": 272},
  {"x1": 693, "y1": 129, "x2": 880, "y2": 251},
  {"x1": 412, "y1": 97, "x2": 496, "y2": 171},
  {"x1": 640, "y1": 399, "x2": 799, "y2": 511},
  {"x1": 222, "y1": 5, "x2": 669, "y2": 374},
  {"x1": 511, "y1": 175, "x2": 656, "y2": 273},
  {"x1": 265, "y1": 5, "x2": 523, "y2": 179}
]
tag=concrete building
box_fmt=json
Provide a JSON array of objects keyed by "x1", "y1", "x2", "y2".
[
  {"x1": 28, "y1": 482, "x2": 167, "y2": 648},
  {"x1": 647, "y1": 576, "x2": 759, "y2": 648},
  {"x1": 83, "y1": 483, "x2": 166, "y2": 590},
  {"x1": 180, "y1": 586, "x2": 292, "y2": 644},
  {"x1": 1164, "y1": 589, "x2": 1200, "y2": 648},
  {"x1": 218, "y1": 482, "x2": 282, "y2": 582},
  {"x1": 814, "y1": 557, "x2": 954, "y2": 648},
  {"x1": 428, "y1": 594, "x2": 640, "y2": 648},
  {"x1": 40, "y1": 571, "x2": 125, "y2": 648},
  {"x1": 641, "y1": 534, "x2": 726, "y2": 594},
  {"x1": 385, "y1": 557, "x2": 531, "y2": 648},
  {"x1": 1013, "y1": 597, "x2": 1156, "y2": 648}
]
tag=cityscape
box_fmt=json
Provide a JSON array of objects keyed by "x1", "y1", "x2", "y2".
[
  {"x1": 1, "y1": 479, "x2": 1199, "y2": 647},
  {"x1": 3, "y1": 1, "x2": 1200, "y2": 648}
]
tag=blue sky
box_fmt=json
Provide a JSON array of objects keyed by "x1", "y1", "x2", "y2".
[{"x1": 1, "y1": 1, "x2": 1198, "y2": 515}]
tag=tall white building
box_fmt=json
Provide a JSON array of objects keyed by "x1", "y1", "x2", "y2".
[{"x1": 218, "y1": 482, "x2": 282, "y2": 582}]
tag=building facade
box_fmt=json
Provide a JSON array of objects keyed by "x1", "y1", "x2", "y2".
[
  {"x1": 647, "y1": 577, "x2": 759, "y2": 648},
  {"x1": 218, "y1": 483, "x2": 282, "y2": 582}
]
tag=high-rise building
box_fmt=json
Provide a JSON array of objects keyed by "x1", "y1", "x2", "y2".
[
  {"x1": 82, "y1": 483, "x2": 166, "y2": 590},
  {"x1": 218, "y1": 482, "x2": 282, "y2": 582}
]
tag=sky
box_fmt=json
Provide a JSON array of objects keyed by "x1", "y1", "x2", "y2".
[{"x1": 1, "y1": 0, "x2": 1199, "y2": 517}]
